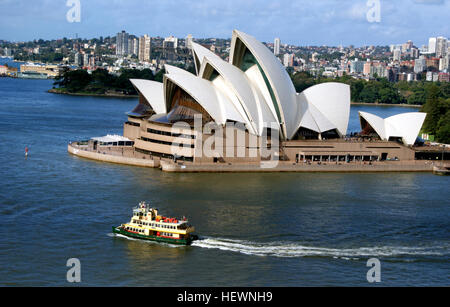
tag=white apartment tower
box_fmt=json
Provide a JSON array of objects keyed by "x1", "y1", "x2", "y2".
[
  {"x1": 185, "y1": 34, "x2": 193, "y2": 49},
  {"x1": 274, "y1": 37, "x2": 280, "y2": 56},
  {"x1": 428, "y1": 37, "x2": 437, "y2": 54}
]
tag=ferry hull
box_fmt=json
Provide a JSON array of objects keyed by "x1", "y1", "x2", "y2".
[{"x1": 112, "y1": 226, "x2": 196, "y2": 245}]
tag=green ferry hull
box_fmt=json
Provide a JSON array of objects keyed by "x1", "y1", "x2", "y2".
[{"x1": 112, "y1": 226, "x2": 196, "y2": 245}]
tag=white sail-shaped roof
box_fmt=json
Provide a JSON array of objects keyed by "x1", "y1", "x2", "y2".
[
  {"x1": 293, "y1": 83, "x2": 350, "y2": 137},
  {"x1": 244, "y1": 64, "x2": 280, "y2": 134},
  {"x1": 130, "y1": 79, "x2": 166, "y2": 114},
  {"x1": 163, "y1": 67, "x2": 245, "y2": 126},
  {"x1": 359, "y1": 111, "x2": 426, "y2": 145},
  {"x1": 359, "y1": 111, "x2": 386, "y2": 139},
  {"x1": 230, "y1": 30, "x2": 297, "y2": 140},
  {"x1": 295, "y1": 94, "x2": 335, "y2": 134},
  {"x1": 164, "y1": 64, "x2": 194, "y2": 76},
  {"x1": 195, "y1": 44, "x2": 272, "y2": 135},
  {"x1": 191, "y1": 42, "x2": 221, "y2": 75},
  {"x1": 129, "y1": 30, "x2": 355, "y2": 142}
]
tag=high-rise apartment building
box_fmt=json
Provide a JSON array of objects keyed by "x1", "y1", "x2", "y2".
[
  {"x1": 128, "y1": 36, "x2": 139, "y2": 56},
  {"x1": 116, "y1": 31, "x2": 129, "y2": 56},
  {"x1": 164, "y1": 36, "x2": 178, "y2": 49},
  {"x1": 185, "y1": 34, "x2": 193, "y2": 49},
  {"x1": 393, "y1": 49, "x2": 401, "y2": 62},
  {"x1": 274, "y1": 38, "x2": 280, "y2": 56},
  {"x1": 363, "y1": 60, "x2": 372, "y2": 76},
  {"x1": 139, "y1": 35, "x2": 151, "y2": 62},
  {"x1": 436, "y1": 36, "x2": 448, "y2": 58},
  {"x1": 74, "y1": 52, "x2": 83, "y2": 67},
  {"x1": 428, "y1": 37, "x2": 437, "y2": 54},
  {"x1": 283, "y1": 53, "x2": 294, "y2": 67},
  {"x1": 83, "y1": 53, "x2": 91, "y2": 67}
]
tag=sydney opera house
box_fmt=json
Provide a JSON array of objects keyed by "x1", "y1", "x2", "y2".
[{"x1": 74, "y1": 30, "x2": 430, "y2": 169}]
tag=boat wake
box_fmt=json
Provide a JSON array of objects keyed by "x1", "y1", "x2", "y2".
[
  {"x1": 109, "y1": 233, "x2": 137, "y2": 241},
  {"x1": 108, "y1": 233, "x2": 184, "y2": 248},
  {"x1": 192, "y1": 237, "x2": 449, "y2": 260}
]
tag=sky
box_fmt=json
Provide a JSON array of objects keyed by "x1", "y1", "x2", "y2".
[{"x1": 0, "y1": 0, "x2": 448, "y2": 47}]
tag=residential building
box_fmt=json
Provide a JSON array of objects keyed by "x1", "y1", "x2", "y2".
[
  {"x1": 393, "y1": 49, "x2": 401, "y2": 62},
  {"x1": 283, "y1": 53, "x2": 294, "y2": 67},
  {"x1": 139, "y1": 35, "x2": 151, "y2": 62},
  {"x1": 185, "y1": 34, "x2": 193, "y2": 49},
  {"x1": 350, "y1": 59, "x2": 364, "y2": 74},
  {"x1": 274, "y1": 38, "x2": 280, "y2": 56},
  {"x1": 116, "y1": 31, "x2": 129, "y2": 56},
  {"x1": 164, "y1": 36, "x2": 178, "y2": 49},
  {"x1": 436, "y1": 36, "x2": 448, "y2": 58},
  {"x1": 414, "y1": 57, "x2": 426, "y2": 73},
  {"x1": 74, "y1": 52, "x2": 83, "y2": 67},
  {"x1": 83, "y1": 53, "x2": 91, "y2": 67},
  {"x1": 428, "y1": 37, "x2": 437, "y2": 54},
  {"x1": 363, "y1": 60, "x2": 371, "y2": 76}
]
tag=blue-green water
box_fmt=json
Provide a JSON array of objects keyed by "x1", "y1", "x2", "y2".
[{"x1": 0, "y1": 78, "x2": 448, "y2": 286}]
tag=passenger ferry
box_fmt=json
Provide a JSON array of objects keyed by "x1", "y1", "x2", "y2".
[{"x1": 112, "y1": 202, "x2": 198, "y2": 245}]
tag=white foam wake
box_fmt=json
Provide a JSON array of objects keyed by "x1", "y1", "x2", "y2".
[
  {"x1": 109, "y1": 233, "x2": 184, "y2": 248},
  {"x1": 192, "y1": 237, "x2": 449, "y2": 259}
]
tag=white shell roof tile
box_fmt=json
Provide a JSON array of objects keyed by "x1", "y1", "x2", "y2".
[{"x1": 130, "y1": 79, "x2": 166, "y2": 114}]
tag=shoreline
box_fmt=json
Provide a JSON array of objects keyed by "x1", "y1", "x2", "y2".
[
  {"x1": 48, "y1": 88, "x2": 423, "y2": 107},
  {"x1": 350, "y1": 102, "x2": 422, "y2": 108},
  {"x1": 48, "y1": 88, "x2": 138, "y2": 98}
]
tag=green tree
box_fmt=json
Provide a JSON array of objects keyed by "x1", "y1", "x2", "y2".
[
  {"x1": 359, "y1": 82, "x2": 379, "y2": 103},
  {"x1": 436, "y1": 109, "x2": 450, "y2": 144},
  {"x1": 422, "y1": 84, "x2": 443, "y2": 135},
  {"x1": 291, "y1": 71, "x2": 316, "y2": 93},
  {"x1": 55, "y1": 69, "x2": 92, "y2": 92},
  {"x1": 154, "y1": 68, "x2": 166, "y2": 83}
]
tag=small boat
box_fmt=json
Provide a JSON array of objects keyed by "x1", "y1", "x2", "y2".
[
  {"x1": 112, "y1": 201, "x2": 198, "y2": 245},
  {"x1": 433, "y1": 165, "x2": 450, "y2": 176}
]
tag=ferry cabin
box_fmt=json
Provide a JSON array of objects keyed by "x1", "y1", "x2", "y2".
[{"x1": 122, "y1": 207, "x2": 194, "y2": 240}]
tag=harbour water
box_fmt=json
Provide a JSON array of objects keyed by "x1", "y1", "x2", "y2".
[{"x1": 0, "y1": 77, "x2": 448, "y2": 286}]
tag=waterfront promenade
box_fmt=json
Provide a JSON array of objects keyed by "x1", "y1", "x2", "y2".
[
  {"x1": 68, "y1": 142, "x2": 158, "y2": 168},
  {"x1": 68, "y1": 142, "x2": 439, "y2": 173}
]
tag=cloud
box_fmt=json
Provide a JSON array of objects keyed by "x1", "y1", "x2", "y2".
[
  {"x1": 0, "y1": 0, "x2": 448, "y2": 46},
  {"x1": 413, "y1": 0, "x2": 445, "y2": 4}
]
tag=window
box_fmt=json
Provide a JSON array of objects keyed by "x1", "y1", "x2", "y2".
[
  {"x1": 126, "y1": 121, "x2": 140, "y2": 127},
  {"x1": 140, "y1": 137, "x2": 195, "y2": 149},
  {"x1": 147, "y1": 128, "x2": 195, "y2": 139}
]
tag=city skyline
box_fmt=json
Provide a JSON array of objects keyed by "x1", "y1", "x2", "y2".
[{"x1": 0, "y1": 0, "x2": 449, "y2": 47}]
